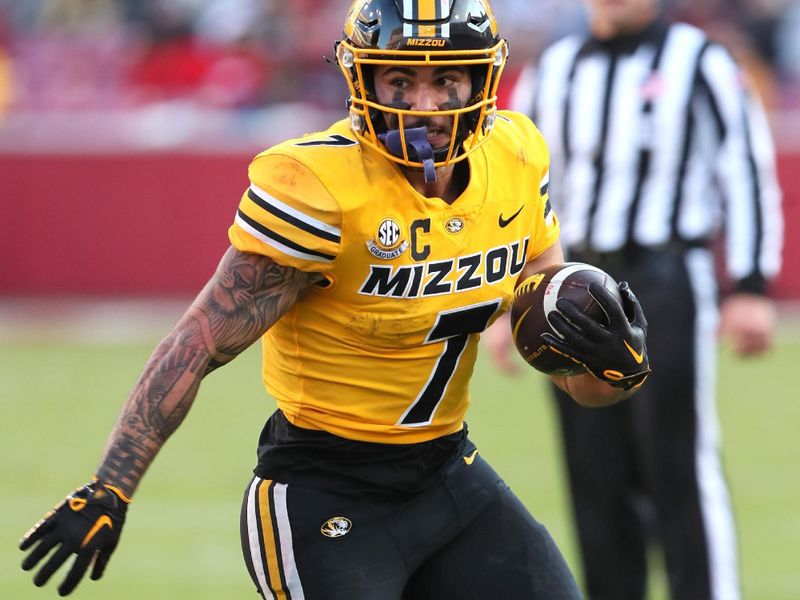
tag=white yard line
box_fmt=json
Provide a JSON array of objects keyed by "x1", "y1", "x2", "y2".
[{"x1": 0, "y1": 297, "x2": 190, "y2": 344}]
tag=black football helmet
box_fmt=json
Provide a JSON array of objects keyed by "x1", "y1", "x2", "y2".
[{"x1": 336, "y1": 0, "x2": 509, "y2": 178}]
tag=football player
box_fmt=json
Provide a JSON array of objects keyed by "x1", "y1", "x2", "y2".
[{"x1": 20, "y1": 1, "x2": 650, "y2": 598}]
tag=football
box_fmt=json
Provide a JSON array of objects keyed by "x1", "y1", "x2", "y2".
[{"x1": 510, "y1": 262, "x2": 622, "y2": 376}]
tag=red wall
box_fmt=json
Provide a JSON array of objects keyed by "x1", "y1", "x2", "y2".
[
  {"x1": 1, "y1": 153, "x2": 245, "y2": 296},
  {"x1": 1, "y1": 152, "x2": 798, "y2": 298},
  {"x1": 774, "y1": 154, "x2": 799, "y2": 299}
]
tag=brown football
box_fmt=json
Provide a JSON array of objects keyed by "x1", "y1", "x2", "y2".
[{"x1": 510, "y1": 262, "x2": 622, "y2": 376}]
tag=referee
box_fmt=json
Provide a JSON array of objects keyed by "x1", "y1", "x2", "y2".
[{"x1": 507, "y1": 0, "x2": 784, "y2": 598}]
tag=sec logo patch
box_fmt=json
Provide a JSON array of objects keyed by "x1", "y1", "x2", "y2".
[
  {"x1": 377, "y1": 219, "x2": 401, "y2": 249},
  {"x1": 367, "y1": 218, "x2": 409, "y2": 260}
]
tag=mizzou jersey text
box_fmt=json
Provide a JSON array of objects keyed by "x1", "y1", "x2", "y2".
[{"x1": 229, "y1": 111, "x2": 557, "y2": 443}]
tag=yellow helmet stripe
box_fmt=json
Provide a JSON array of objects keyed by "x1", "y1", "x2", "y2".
[
  {"x1": 343, "y1": 0, "x2": 360, "y2": 38},
  {"x1": 418, "y1": 0, "x2": 437, "y2": 21},
  {"x1": 402, "y1": 0, "x2": 455, "y2": 39},
  {"x1": 484, "y1": 1, "x2": 499, "y2": 36}
]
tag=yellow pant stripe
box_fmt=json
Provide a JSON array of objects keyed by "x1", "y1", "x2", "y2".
[{"x1": 259, "y1": 480, "x2": 288, "y2": 600}]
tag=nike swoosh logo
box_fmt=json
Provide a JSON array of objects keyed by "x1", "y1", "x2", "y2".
[
  {"x1": 81, "y1": 515, "x2": 113, "y2": 548},
  {"x1": 624, "y1": 340, "x2": 645, "y2": 364},
  {"x1": 463, "y1": 449, "x2": 478, "y2": 465},
  {"x1": 498, "y1": 205, "x2": 524, "y2": 228}
]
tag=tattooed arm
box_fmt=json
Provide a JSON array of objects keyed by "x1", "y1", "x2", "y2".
[{"x1": 95, "y1": 247, "x2": 317, "y2": 498}]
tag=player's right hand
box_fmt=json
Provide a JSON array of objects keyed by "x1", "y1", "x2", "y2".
[{"x1": 20, "y1": 480, "x2": 130, "y2": 596}]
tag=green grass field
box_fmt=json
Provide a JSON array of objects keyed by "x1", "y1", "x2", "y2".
[{"x1": 1, "y1": 316, "x2": 798, "y2": 599}]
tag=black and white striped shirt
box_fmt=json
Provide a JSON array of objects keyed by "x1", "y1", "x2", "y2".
[{"x1": 511, "y1": 20, "x2": 783, "y2": 293}]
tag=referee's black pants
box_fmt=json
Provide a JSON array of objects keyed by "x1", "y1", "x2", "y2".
[{"x1": 555, "y1": 246, "x2": 740, "y2": 600}]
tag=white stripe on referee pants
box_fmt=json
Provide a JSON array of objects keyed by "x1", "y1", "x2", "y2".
[{"x1": 686, "y1": 248, "x2": 741, "y2": 600}]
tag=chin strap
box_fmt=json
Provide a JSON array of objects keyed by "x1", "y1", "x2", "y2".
[{"x1": 378, "y1": 127, "x2": 437, "y2": 183}]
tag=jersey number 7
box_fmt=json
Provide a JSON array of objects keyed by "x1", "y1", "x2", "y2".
[{"x1": 397, "y1": 299, "x2": 502, "y2": 426}]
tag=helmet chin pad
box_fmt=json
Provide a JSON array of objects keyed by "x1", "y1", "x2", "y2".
[{"x1": 378, "y1": 127, "x2": 437, "y2": 183}]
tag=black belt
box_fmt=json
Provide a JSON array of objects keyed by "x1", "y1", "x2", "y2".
[{"x1": 567, "y1": 239, "x2": 708, "y2": 270}]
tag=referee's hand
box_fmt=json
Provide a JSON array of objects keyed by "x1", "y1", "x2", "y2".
[{"x1": 720, "y1": 293, "x2": 776, "y2": 356}]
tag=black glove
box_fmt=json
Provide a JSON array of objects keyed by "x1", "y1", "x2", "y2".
[
  {"x1": 20, "y1": 480, "x2": 130, "y2": 596},
  {"x1": 542, "y1": 281, "x2": 651, "y2": 390}
]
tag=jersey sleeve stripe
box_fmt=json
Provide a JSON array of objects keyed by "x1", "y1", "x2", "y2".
[
  {"x1": 236, "y1": 210, "x2": 336, "y2": 262},
  {"x1": 249, "y1": 184, "x2": 341, "y2": 242}
]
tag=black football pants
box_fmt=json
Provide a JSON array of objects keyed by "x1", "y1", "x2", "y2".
[
  {"x1": 240, "y1": 450, "x2": 582, "y2": 600},
  {"x1": 555, "y1": 247, "x2": 739, "y2": 600}
]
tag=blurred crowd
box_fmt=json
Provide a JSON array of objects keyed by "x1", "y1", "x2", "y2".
[
  {"x1": 0, "y1": 0, "x2": 798, "y2": 135},
  {"x1": 0, "y1": 0, "x2": 348, "y2": 113}
]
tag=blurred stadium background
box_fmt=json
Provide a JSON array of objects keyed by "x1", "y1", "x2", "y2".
[{"x1": 1, "y1": 1, "x2": 798, "y2": 598}]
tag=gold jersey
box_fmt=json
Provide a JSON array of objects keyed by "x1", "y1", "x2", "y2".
[{"x1": 229, "y1": 111, "x2": 558, "y2": 443}]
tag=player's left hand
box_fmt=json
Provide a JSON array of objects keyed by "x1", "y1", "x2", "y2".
[
  {"x1": 542, "y1": 281, "x2": 651, "y2": 390},
  {"x1": 20, "y1": 480, "x2": 130, "y2": 596}
]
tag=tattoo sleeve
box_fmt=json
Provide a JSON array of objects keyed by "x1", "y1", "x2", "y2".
[{"x1": 95, "y1": 247, "x2": 315, "y2": 497}]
